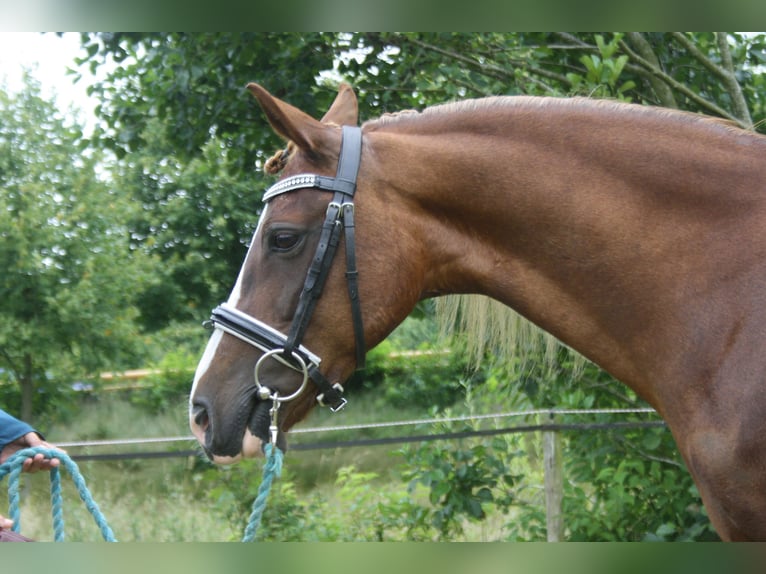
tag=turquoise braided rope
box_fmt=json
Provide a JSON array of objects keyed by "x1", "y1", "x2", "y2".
[
  {"x1": 49, "y1": 465, "x2": 65, "y2": 541},
  {"x1": 6, "y1": 462, "x2": 22, "y2": 532},
  {"x1": 0, "y1": 446, "x2": 116, "y2": 542},
  {"x1": 241, "y1": 443, "x2": 283, "y2": 542},
  {"x1": 2, "y1": 444, "x2": 284, "y2": 542}
]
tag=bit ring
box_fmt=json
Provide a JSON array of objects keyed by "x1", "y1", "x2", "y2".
[{"x1": 254, "y1": 348, "x2": 309, "y2": 403}]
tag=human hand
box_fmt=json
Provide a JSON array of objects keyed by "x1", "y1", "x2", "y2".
[
  {"x1": 0, "y1": 513, "x2": 34, "y2": 539},
  {"x1": 0, "y1": 432, "x2": 64, "y2": 473},
  {"x1": 0, "y1": 432, "x2": 64, "y2": 533}
]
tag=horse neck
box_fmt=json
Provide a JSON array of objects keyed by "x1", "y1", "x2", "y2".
[{"x1": 366, "y1": 99, "x2": 766, "y2": 399}]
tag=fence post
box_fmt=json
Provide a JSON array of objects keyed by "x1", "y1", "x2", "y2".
[{"x1": 543, "y1": 412, "x2": 564, "y2": 541}]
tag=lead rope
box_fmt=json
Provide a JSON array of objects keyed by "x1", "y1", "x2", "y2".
[
  {"x1": 0, "y1": 446, "x2": 116, "y2": 542},
  {"x1": 242, "y1": 396, "x2": 284, "y2": 542},
  {"x1": 241, "y1": 442, "x2": 283, "y2": 542},
  {"x1": 2, "y1": 441, "x2": 283, "y2": 543}
]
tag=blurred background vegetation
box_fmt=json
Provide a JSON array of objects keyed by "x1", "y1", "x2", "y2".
[{"x1": 4, "y1": 32, "x2": 766, "y2": 540}]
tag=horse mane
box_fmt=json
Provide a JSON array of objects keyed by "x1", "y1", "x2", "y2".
[
  {"x1": 435, "y1": 294, "x2": 576, "y2": 371},
  {"x1": 264, "y1": 141, "x2": 296, "y2": 175},
  {"x1": 266, "y1": 97, "x2": 750, "y2": 175},
  {"x1": 365, "y1": 95, "x2": 755, "y2": 138}
]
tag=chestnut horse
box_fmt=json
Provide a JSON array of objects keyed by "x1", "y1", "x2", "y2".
[{"x1": 190, "y1": 83, "x2": 766, "y2": 540}]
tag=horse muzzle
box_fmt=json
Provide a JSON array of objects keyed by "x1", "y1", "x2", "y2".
[{"x1": 190, "y1": 395, "x2": 288, "y2": 464}]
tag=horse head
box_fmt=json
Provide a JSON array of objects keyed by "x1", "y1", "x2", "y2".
[{"x1": 189, "y1": 84, "x2": 423, "y2": 463}]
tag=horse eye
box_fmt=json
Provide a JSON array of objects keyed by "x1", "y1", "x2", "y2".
[{"x1": 270, "y1": 231, "x2": 301, "y2": 252}]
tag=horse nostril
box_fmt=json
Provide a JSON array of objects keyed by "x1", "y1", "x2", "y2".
[{"x1": 192, "y1": 403, "x2": 210, "y2": 433}]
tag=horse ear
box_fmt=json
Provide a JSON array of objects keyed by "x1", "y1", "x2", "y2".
[
  {"x1": 247, "y1": 83, "x2": 326, "y2": 152},
  {"x1": 320, "y1": 83, "x2": 358, "y2": 126},
  {"x1": 246, "y1": 83, "x2": 356, "y2": 154}
]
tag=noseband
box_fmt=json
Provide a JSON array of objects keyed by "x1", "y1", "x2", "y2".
[{"x1": 207, "y1": 126, "x2": 365, "y2": 413}]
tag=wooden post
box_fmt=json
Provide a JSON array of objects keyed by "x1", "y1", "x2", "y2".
[{"x1": 543, "y1": 413, "x2": 564, "y2": 541}]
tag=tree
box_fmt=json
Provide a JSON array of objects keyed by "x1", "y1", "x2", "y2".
[
  {"x1": 110, "y1": 117, "x2": 263, "y2": 329},
  {"x1": 78, "y1": 33, "x2": 338, "y2": 170},
  {"x1": 0, "y1": 74, "x2": 150, "y2": 423},
  {"x1": 75, "y1": 33, "x2": 340, "y2": 322},
  {"x1": 341, "y1": 32, "x2": 765, "y2": 130}
]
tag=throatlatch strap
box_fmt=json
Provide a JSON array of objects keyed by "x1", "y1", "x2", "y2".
[{"x1": 342, "y1": 203, "x2": 365, "y2": 369}]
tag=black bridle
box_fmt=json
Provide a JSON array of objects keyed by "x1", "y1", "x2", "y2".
[{"x1": 207, "y1": 126, "x2": 364, "y2": 413}]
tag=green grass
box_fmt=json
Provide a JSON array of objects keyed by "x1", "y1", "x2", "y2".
[
  {"x1": 1, "y1": 393, "x2": 437, "y2": 541},
  {"x1": 3, "y1": 388, "x2": 544, "y2": 541},
  {"x1": 10, "y1": 458, "x2": 238, "y2": 542},
  {"x1": 64, "y1": 397, "x2": 190, "y2": 442},
  {"x1": 3, "y1": 396, "x2": 220, "y2": 541}
]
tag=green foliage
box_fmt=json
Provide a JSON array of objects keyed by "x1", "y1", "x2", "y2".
[
  {"x1": 112, "y1": 119, "x2": 266, "y2": 326},
  {"x1": 562, "y1": 407, "x2": 718, "y2": 541},
  {"x1": 75, "y1": 33, "x2": 342, "y2": 326},
  {"x1": 355, "y1": 352, "x2": 718, "y2": 542},
  {"x1": 570, "y1": 34, "x2": 636, "y2": 99},
  {"x1": 363, "y1": 344, "x2": 469, "y2": 410},
  {"x1": 127, "y1": 349, "x2": 198, "y2": 414},
  {"x1": 398, "y1": 432, "x2": 521, "y2": 539},
  {"x1": 343, "y1": 33, "x2": 764, "y2": 129},
  {"x1": 509, "y1": 355, "x2": 718, "y2": 541},
  {"x1": 0, "y1": 74, "x2": 152, "y2": 423},
  {"x1": 351, "y1": 310, "x2": 471, "y2": 409},
  {"x1": 78, "y1": 33, "x2": 338, "y2": 169}
]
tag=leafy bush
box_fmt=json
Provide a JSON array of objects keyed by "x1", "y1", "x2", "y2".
[
  {"x1": 396, "y1": 433, "x2": 522, "y2": 539},
  {"x1": 196, "y1": 458, "x2": 415, "y2": 541},
  {"x1": 128, "y1": 349, "x2": 197, "y2": 413},
  {"x1": 352, "y1": 310, "x2": 476, "y2": 410},
  {"x1": 563, "y1": 420, "x2": 718, "y2": 541}
]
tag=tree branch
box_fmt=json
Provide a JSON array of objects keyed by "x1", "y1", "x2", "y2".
[
  {"x1": 616, "y1": 436, "x2": 684, "y2": 469},
  {"x1": 671, "y1": 32, "x2": 752, "y2": 127},
  {"x1": 0, "y1": 346, "x2": 21, "y2": 379},
  {"x1": 514, "y1": 69, "x2": 566, "y2": 95},
  {"x1": 553, "y1": 32, "x2": 590, "y2": 48},
  {"x1": 624, "y1": 33, "x2": 678, "y2": 109},
  {"x1": 391, "y1": 34, "x2": 575, "y2": 97},
  {"x1": 394, "y1": 35, "x2": 515, "y2": 84},
  {"x1": 670, "y1": 33, "x2": 727, "y2": 80},
  {"x1": 618, "y1": 38, "x2": 748, "y2": 128},
  {"x1": 715, "y1": 32, "x2": 753, "y2": 128}
]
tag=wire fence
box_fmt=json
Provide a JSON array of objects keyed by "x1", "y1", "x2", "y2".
[{"x1": 56, "y1": 407, "x2": 664, "y2": 462}]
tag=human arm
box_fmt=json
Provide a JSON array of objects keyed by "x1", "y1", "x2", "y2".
[
  {"x1": 0, "y1": 408, "x2": 62, "y2": 471},
  {"x1": 0, "y1": 409, "x2": 36, "y2": 449},
  {"x1": 0, "y1": 410, "x2": 64, "y2": 531}
]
